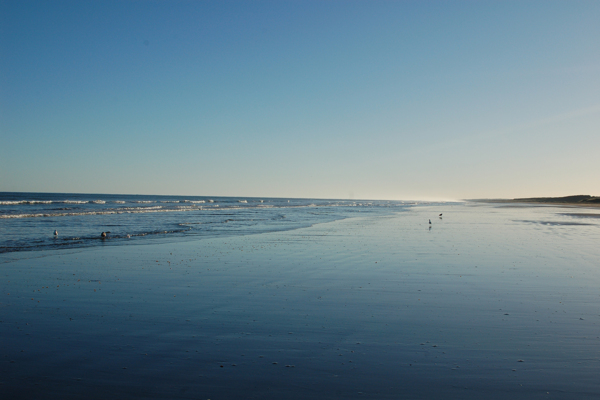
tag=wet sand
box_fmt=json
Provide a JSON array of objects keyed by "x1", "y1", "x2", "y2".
[
  {"x1": 559, "y1": 213, "x2": 600, "y2": 219},
  {"x1": 2, "y1": 204, "x2": 600, "y2": 399}
]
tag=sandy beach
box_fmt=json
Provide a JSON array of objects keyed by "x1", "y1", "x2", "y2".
[{"x1": 2, "y1": 203, "x2": 600, "y2": 399}]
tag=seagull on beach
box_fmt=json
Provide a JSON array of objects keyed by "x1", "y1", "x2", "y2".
[{"x1": 439, "y1": 214, "x2": 442, "y2": 217}]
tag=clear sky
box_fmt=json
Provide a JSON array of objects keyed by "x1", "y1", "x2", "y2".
[{"x1": 1, "y1": 0, "x2": 599, "y2": 200}]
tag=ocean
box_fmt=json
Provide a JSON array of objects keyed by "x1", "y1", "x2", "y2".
[
  {"x1": 2, "y1": 193, "x2": 600, "y2": 398},
  {"x1": 0, "y1": 192, "x2": 420, "y2": 255}
]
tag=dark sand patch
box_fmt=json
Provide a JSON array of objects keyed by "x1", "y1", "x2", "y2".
[
  {"x1": 516, "y1": 220, "x2": 593, "y2": 226},
  {"x1": 559, "y1": 213, "x2": 600, "y2": 219}
]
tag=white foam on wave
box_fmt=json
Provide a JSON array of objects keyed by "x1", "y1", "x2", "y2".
[
  {"x1": 0, "y1": 198, "x2": 390, "y2": 220},
  {"x1": 0, "y1": 205, "x2": 205, "y2": 219},
  {"x1": 0, "y1": 213, "x2": 46, "y2": 218},
  {"x1": 0, "y1": 211, "x2": 118, "y2": 219},
  {"x1": 0, "y1": 200, "x2": 53, "y2": 205},
  {"x1": 120, "y1": 205, "x2": 163, "y2": 211},
  {"x1": 90, "y1": 200, "x2": 106, "y2": 204}
]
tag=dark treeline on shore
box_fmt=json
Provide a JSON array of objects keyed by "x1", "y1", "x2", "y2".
[
  {"x1": 514, "y1": 195, "x2": 600, "y2": 204},
  {"x1": 471, "y1": 195, "x2": 600, "y2": 205}
]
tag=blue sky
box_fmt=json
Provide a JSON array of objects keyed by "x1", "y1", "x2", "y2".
[{"x1": 1, "y1": 0, "x2": 599, "y2": 200}]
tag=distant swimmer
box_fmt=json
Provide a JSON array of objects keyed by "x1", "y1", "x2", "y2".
[
  {"x1": 54, "y1": 230, "x2": 58, "y2": 236},
  {"x1": 101, "y1": 232, "x2": 107, "y2": 238}
]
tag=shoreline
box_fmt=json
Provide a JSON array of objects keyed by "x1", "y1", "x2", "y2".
[
  {"x1": 468, "y1": 194, "x2": 600, "y2": 208},
  {"x1": 469, "y1": 199, "x2": 600, "y2": 208}
]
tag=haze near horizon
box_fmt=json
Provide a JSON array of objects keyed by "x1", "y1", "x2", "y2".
[{"x1": 1, "y1": 1, "x2": 599, "y2": 200}]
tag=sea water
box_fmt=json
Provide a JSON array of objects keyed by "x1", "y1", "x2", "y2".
[
  {"x1": 1, "y1": 196, "x2": 600, "y2": 398},
  {"x1": 0, "y1": 192, "x2": 418, "y2": 255}
]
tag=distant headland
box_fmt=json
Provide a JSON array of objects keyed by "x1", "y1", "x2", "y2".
[{"x1": 470, "y1": 195, "x2": 600, "y2": 206}]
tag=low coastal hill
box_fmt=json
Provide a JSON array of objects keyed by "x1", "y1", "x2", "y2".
[
  {"x1": 470, "y1": 195, "x2": 600, "y2": 206},
  {"x1": 514, "y1": 195, "x2": 600, "y2": 204}
]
